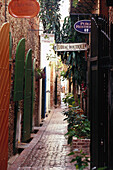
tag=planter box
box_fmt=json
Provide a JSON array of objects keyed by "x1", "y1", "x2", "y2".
[{"x1": 72, "y1": 137, "x2": 90, "y2": 156}]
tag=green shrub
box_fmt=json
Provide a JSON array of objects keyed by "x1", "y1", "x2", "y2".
[
  {"x1": 62, "y1": 93, "x2": 90, "y2": 169},
  {"x1": 68, "y1": 150, "x2": 90, "y2": 170},
  {"x1": 64, "y1": 111, "x2": 90, "y2": 144},
  {"x1": 62, "y1": 93, "x2": 75, "y2": 106}
]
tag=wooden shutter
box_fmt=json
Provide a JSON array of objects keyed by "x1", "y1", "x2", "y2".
[
  {"x1": 22, "y1": 49, "x2": 32, "y2": 142},
  {"x1": 13, "y1": 38, "x2": 25, "y2": 101}
]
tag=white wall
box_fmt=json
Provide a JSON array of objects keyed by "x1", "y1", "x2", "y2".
[
  {"x1": 60, "y1": 0, "x2": 70, "y2": 27},
  {"x1": 40, "y1": 34, "x2": 55, "y2": 118}
]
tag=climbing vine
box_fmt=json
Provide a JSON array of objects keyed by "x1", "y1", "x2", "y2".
[
  {"x1": 39, "y1": 0, "x2": 61, "y2": 42},
  {"x1": 58, "y1": 16, "x2": 88, "y2": 85},
  {"x1": 72, "y1": 0, "x2": 79, "y2": 8}
]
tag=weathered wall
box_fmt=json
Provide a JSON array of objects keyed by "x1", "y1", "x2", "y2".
[
  {"x1": 109, "y1": 7, "x2": 113, "y2": 24},
  {"x1": 70, "y1": 0, "x2": 99, "y2": 14},
  {"x1": 50, "y1": 61, "x2": 62, "y2": 108},
  {"x1": 0, "y1": 0, "x2": 40, "y2": 159},
  {"x1": 57, "y1": 75, "x2": 61, "y2": 106},
  {"x1": 100, "y1": 0, "x2": 109, "y2": 18},
  {"x1": 50, "y1": 63, "x2": 55, "y2": 108}
]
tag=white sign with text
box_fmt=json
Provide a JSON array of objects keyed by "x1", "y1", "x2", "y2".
[{"x1": 54, "y1": 43, "x2": 88, "y2": 51}]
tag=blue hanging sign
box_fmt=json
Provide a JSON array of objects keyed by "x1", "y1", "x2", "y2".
[{"x1": 74, "y1": 20, "x2": 91, "y2": 34}]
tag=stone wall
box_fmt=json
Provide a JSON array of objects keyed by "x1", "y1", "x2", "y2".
[
  {"x1": 70, "y1": 0, "x2": 99, "y2": 14},
  {"x1": 0, "y1": 0, "x2": 40, "y2": 159}
]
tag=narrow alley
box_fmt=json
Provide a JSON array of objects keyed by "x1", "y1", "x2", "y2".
[
  {"x1": 1, "y1": 0, "x2": 113, "y2": 169},
  {"x1": 8, "y1": 107, "x2": 75, "y2": 170}
]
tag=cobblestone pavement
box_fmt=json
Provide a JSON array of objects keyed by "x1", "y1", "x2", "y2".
[{"x1": 8, "y1": 108, "x2": 76, "y2": 170}]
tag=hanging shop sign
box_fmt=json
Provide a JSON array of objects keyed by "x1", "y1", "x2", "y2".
[
  {"x1": 74, "y1": 20, "x2": 91, "y2": 34},
  {"x1": 8, "y1": 0, "x2": 40, "y2": 18},
  {"x1": 54, "y1": 43, "x2": 88, "y2": 51},
  {"x1": 40, "y1": 34, "x2": 55, "y2": 43}
]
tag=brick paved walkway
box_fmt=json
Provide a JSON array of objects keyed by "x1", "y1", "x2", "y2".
[{"x1": 8, "y1": 108, "x2": 76, "y2": 170}]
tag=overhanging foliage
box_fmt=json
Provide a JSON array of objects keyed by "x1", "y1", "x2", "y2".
[
  {"x1": 39, "y1": 1, "x2": 88, "y2": 85},
  {"x1": 39, "y1": 0, "x2": 61, "y2": 41}
]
